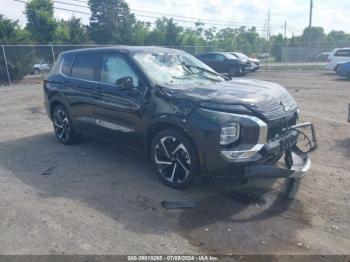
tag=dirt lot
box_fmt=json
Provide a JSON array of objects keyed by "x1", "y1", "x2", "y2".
[{"x1": 0, "y1": 71, "x2": 349, "y2": 255}]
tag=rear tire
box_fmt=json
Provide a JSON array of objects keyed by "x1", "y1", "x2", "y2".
[
  {"x1": 150, "y1": 129, "x2": 199, "y2": 189},
  {"x1": 52, "y1": 104, "x2": 81, "y2": 145}
]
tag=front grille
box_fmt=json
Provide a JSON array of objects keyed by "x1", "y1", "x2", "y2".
[
  {"x1": 267, "y1": 113, "x2": 297, "y2": 140},
  {"x1": 252, "y1": 92, "x2": 298, "y2": 120}
]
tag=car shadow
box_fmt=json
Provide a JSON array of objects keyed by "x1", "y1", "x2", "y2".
[
  {"x1": 334, "y1": 138, "x2": 350, "y2": 158},
  {"x1": 0, "y1": 133, "x2": 311, "y2": 253}
]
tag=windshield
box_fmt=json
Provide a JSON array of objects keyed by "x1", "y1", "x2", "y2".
[
  {"x1": 133, "y1": 51, "x2": 225, "y2": 87},
  {"x1": 234, "y1": 52, "x2": 249, "y2": 59}
]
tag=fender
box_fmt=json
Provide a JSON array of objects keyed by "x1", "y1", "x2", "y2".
[{"x1": 47, "y1": 92, "x2": 71, "y2": 119}]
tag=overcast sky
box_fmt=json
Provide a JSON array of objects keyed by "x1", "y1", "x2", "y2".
[{"x1": 2, "y1": 0, "x2": 350, "y2": 37}]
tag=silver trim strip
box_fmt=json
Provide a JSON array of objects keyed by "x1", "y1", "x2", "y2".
[
  {"x1": 220, "y1": 144, "x2": 264, "y2": 161},
  {"x1": 96, "y1": 119, "x2": 135, "y2": 133},
  {"x1": 198, "y1": 110, "x2": 268, "y2": 161}
]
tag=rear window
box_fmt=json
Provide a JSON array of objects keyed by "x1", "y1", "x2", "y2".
[
  {"x1": 334, "y1": 49, "x2": 350, "y2": 57},
  {"x1": 71, "y1": 54, "x2": 97, "y2": 81},
  {"x1": 198, "y1": 54, "x2": 215, "y2": 60},
  {"x1": 61, "y1": 54, "x2": 75, "y2": 76}
]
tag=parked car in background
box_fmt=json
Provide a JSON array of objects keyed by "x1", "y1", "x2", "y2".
[
  {"x1": 256, "y1": 53, "x2": 270, "y2": 60},
  {"x1": 196, "y1": 52, "x2": 250, "y2": 76},
  {"x1": 317, "y1": 52, "x2": 331, "y2": 62},
  {"x1": 230, "y1": 52, "x2": 260, "y2": 72},
  {"x1": 306, "y1": 53, "x2": 319, "y2": 62},
  {"x1": 325, "y1": 48, "x2": 350, "y2": 71},
  {"x1": 335, "y1": 61, "x2": 350, "y2": 79},
  {"x1": 43, "y1": 46, "x2": 316, "y2": 198},
  {"x1": 31, "y1": 61, "x2": 51, "y2": 75}
]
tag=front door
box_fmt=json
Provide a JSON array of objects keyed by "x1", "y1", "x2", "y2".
[{"x1": 93, "y1": 52, "x2": 146, "y2": 147}]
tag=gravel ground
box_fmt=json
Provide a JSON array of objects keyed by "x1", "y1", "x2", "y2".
[{"x1": 0, "y1": 71, "x2": 349, "y2": 255}]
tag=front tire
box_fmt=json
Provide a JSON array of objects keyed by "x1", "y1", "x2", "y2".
[
  {"x1": 228, "y1": 66, "x2": 240, "y2": 77},
  {"x1": 52, "y1": 104, "x2": 80, "y2": 145},
  {"x1": 151, "y1": 129, "x2": 199, "y2": 189},
  {"x1": 33, "y1": 68, "x2": 40, "y2": 75}
]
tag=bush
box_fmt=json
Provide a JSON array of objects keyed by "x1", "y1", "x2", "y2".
[{"x1": 0, "y1": 46, "x2": 35, "y2": 84}]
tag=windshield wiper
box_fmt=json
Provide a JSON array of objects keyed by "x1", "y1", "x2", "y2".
[
  {"x1": 172, "y1": 74, "x2": 220, "y2": 83},
  {"x1": 180, "y1": 62, "x2": 230, "y2": 81}
]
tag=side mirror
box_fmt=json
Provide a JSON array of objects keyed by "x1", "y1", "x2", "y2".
[{"x1": 116, "y1": 76, "x2": 134, "y2": 90}]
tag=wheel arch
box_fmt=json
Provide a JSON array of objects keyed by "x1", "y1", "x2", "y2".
[{"x1": 49, "y1": 96, "x2": 70, "y2": 119}]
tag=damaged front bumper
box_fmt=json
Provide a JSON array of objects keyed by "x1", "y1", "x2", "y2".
[
  {"x1": 244, "y1": 122, "x2": 317, "y2": 199},
  {"x1": 245, "y1": 146, "x2": 311, "y2": 179}
]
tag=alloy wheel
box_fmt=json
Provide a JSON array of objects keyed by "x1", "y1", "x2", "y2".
[
  {"x1": 154, "y1": 136, "x2": 191, "y2": 184},
  {"x1": 53, "y1": 109, "x2": 70, "y2": 143}
]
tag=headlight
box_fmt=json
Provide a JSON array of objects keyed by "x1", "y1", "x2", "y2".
[{"x1": 220, "y1": 122, "x2": 240, "y2": 145}]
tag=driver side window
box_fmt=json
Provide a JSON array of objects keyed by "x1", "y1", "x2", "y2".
[
  {"x1": 100, "y1": 54, "x2": 139, "y2": 87},
  {"x1": 214, "y1": 54, "x2": 225, "y2": 61}
]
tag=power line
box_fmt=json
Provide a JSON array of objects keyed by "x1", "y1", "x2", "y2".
[
  {"x1": 52, "y1": 0, "x2": 285, "y2": 28},
  {"x1": 14, "y1": 0, "x2": 295, "y2": 33}
]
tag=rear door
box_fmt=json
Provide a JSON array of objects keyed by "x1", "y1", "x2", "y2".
[
  {"x1": 93, "y1": 52, "x2": 147, "y2": 147},
  {"x1": 62, "y1": 53, "x2": 98, "y2": 133}
]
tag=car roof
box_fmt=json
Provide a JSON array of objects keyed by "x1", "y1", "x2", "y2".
[
  {"x1": 334, "y1": 47, "x2": 350, "y2": 51},
  {"x1": 61, "y1": 46, "x2": 186, "y2": 56},
  {"x1": 197, "y1": 52, "x2": 227, "y2": 55}
]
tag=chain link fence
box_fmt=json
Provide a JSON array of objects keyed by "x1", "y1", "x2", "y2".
[
  {"x1": 1, "y1": 42, "x2": 350, "y2": 85},
  {"x1": 281, "y1": 40, "x2": 350, "y2": 62}
]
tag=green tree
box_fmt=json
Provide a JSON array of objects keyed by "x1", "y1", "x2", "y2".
[
  {"x1": 145, "y1": 18, "x2": 183, "y2": 46},
  {"x1": 271, "y1": 33, "x2": 285, "y2": 61},
  {"x1": 88, "y1": 0, "x2": 136, "y2": 44},
  {"x1": 301, "y1": 27, "x2": 325, "y2": 43},
  {"x1": 54, "y1": 17, "x2": 89, "y2": 44},
  {"x1": 131, "y1": 21, "x2": 151, "y2": 45},
  {"x1": 0, "y1": 15, "x2": 34, "y2": 83},
  {"x1": 24, "y1": 0, "x2": 57, "y2": 43}
]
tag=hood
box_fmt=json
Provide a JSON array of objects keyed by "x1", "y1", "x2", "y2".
[
  {"x1": 249, "y1": 58, "x2": 260, "y2": 63},
  {"x1": 162, "y1": 79, "x2": 298, "y2": 119}
]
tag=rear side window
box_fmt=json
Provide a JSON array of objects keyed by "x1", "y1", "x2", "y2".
[
  {"x1": 61, "y1": 54, "x2": 75, "y2": 76},
  {"x1": 200, "y1": 54, "x2": 215, "y2": 60},
  {"x1": 214, "y1": 54, "x2": 226, "y2": 61},
  {"x1": 71, "y1": 54, "x2": 97, "y2": 81},
  {"x1": 334, "y1": 49, "x2": 350, "y2": 57}
]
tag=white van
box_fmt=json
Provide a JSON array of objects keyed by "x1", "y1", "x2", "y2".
[{"x1": 325, "y1": 48, "x2": 350, "y2": 71}]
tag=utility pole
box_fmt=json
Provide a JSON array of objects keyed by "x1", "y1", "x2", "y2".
[
  {"x1": 265, "y1": 10, "x2": 270, "y2": 68},
  {"x1": 266, "y1": 10, "x2": 270, "y2": 43},
  {"x1": 284, "y1": 20, "x2": 287, "y2": 39},
  {"x1": 308, "y1": 0, "x2": 313, "y2": 45}
]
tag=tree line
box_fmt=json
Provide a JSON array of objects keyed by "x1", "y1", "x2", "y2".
[{"x1": 1, "y1": 0, "x2": 350, "y2": 83}]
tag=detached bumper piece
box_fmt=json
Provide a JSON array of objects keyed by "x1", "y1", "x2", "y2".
[
  {"x1": 245, "y1": 146, "x2": 311, "y2": 179},
  {"x1": 245, "y1": 122, "x2": 317, "y2": 199}
]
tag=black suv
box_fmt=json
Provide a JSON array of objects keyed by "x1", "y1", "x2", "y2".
[
  {"x1": 196, "y1": 52, "x2": 250, "y2": 76},
  {"x1": 44, "y1": 46, "x2": 316, "y2": 198}
]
